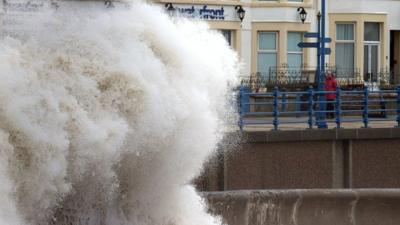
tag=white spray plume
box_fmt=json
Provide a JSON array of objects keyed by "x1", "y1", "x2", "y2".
[{"x1": 0, "y1": 1, "x2": 239, "y2": 224}]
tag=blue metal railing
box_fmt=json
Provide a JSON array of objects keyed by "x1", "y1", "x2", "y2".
[{"x1": 238, "y1": 86, "x2": 400, "y2": 131}]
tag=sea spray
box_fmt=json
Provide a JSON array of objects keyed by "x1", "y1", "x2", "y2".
[{"x1": 0, "y1": 1, "x2": 239, "y2": 224}]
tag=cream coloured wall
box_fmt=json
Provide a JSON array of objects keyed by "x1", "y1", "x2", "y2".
[
  {"x1": 155, "y1": 0, "x2": 241, "y2": 6},
  {"x1": 329, "y1": 13, "x2": 388, "y2": 80},
  {"x1": 248, "y1": 0, "x2": 313, "y2": 8},
  {"x1": 329, "y1": 0, "x2": 400, "y2": 30},
  {"x1": 251, "y1": 22, "x2": 311, "y2": 74},
  {"x1": 208, "y1": 20, "x2": 242, "y2": 55},
  {"x1": 149, "y1": 1, "x2": 400, "y2": 83}
]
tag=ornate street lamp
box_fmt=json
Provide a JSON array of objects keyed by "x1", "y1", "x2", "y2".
[
  {"x1": 165, "y1": 3, "x2": 176, "y2": 16},
  {"x1": 104, "y1": 0, "x2": 114, "y2": 8},
  {"x1": 297, "y1": 7, "x2": 307, "y2": 24},
  {"x1": 235, "y1": 5, "x2": 245, "y2": 22}
]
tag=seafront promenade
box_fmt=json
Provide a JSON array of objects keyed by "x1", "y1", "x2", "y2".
[{"x1": 241, "y1": 116, "x2": 398, "y2": 131}]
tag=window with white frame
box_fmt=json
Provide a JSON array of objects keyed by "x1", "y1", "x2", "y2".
[
  {"x1": 219, "y1": 29, "x2": 233, "y2": 46},
  {"x1": 257, "y1": 32, "x2": 278, "y2": 77},
  {"x1": 363, "y1": 22, "x2": 380, "y2": 82},
  {"x1": 364, "y1": 22, "x2": 380, "y2": 42},
  {"x1": 335, "y1": 23, "x2": 355, "y2": 76},
  {"x1": 287, "y1": 32, "x2": 303, "y2": 68}
]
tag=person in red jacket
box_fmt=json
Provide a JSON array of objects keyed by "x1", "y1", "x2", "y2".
[{"x1": 325, "y1": 71, "x2": 337, "y2": 119}]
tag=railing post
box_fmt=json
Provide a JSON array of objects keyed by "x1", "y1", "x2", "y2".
[
  {"x1": 295, "y1": 93, "x2": 301, "y2": 118},
  {"x1": 380, "y1": 92, "x2": 387, "y2": 118},
  {"x1": 396, "y1": 85, "x2": 400, "y2": 127},
  {"x1": 363, "y1": 86, "x2": 369, "y2": 128},
  {"x1": 308, "y1": 86, "x2": 314, "y2": 129},
  {"x1": 273, "y1": 86, "x2": 279, "y2": 131},
  {"x1": 335, "y1": 87, "x2": 342, "y2": 129},
  {"x1": 239, "y1": 86, "x2": 250, "y2": 131},
  {"x1": 282, "y1": 90, "x2": 287, "y2": 112}
]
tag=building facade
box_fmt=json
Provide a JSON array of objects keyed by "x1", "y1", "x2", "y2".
[
  {"x1": 1, "y1": 0, "x2": 400, "y2": 86},
  {"x1": 155, "y1": 0, "x2": 400, "y2": 86}
]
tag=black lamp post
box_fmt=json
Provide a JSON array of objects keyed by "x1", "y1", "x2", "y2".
[
  {"x1": 165, "y1": 3, "x2": 176, "y2": 16},
  {"x1": 235, "y1": 5, "x2": 245, "y2": 22},
  {"x1": 51, "y1": 0, "x2": 59, "y2": 9},
  {"x1": 297, "y1": 7, "x2": 307, "y2": 24},
  {"x1": 104, "y1": 0, "x2": 114, "y2": 8}
]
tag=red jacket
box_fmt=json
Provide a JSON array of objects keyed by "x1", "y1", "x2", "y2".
[{"x1": 325, "y1": 74, "x2": 337, "y2": 100}]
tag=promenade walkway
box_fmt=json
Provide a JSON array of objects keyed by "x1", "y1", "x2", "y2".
[{"x1": 241, "y1": 116, "x2": 398, "y2": 131}]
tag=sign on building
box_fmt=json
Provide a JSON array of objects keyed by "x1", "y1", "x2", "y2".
[{"x1": 172, "y1": 4, "x2": 237, "y2": 21}]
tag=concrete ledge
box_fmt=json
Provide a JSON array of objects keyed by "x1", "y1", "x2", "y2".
[
  {"x1": 237, "y1": 127, "x2": 400, "y2": 143},
  {"x1": 204, "y1": 189, "x2": 400, "y2": 225}
]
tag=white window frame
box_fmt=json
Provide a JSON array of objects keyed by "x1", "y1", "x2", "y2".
[
  {"x1": 219, "y1": 29, "x2": 233, "y2": 47},
  {"x1": 364, "y1": 44, "x2": 380, "y2": 77},
  {"x1": 258, "y1": 31, "x2": 278, "y2": 53},
  {"x1": 364, "y1": 22, "x2": 381, "y2": 79},
  {"x1": 287, "y1": 32, "x2": 303, "y2": 68},
  {"x1": 257, "y1": 31, "x2": 278, "y2": 74},
  {"x1": 335, "y1": 22, "x2": 356, "y2": 69}
]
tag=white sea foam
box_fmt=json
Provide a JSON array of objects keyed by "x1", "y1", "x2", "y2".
[{"x1": 0, "y1": 1, "x2": 239, "y2": 224}]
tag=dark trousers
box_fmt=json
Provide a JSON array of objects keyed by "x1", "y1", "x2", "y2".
[{"x1": 326, "y1": 101, "x2": 335, "y2": 119}]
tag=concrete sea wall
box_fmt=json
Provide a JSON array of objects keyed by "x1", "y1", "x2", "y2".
[
  {"x1": 197, "y1": 128, "x2": 400, "y2": 191},
  {"x1": 205, "y1": 189, "x2": 400, "y2": 225}
]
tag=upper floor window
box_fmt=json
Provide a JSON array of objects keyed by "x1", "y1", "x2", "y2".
[{"x1": 257, "y1": 32, "x2": 278, "y2": 77}]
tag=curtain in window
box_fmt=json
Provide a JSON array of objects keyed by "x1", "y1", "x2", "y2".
[
  {"x1": 257, "y1": 53, "x2": 277, "y2": 78},
  {"x1": 336, "y1": 24, "x2": 355, "y2": 77},
  {"x1": 287, "y1": 54, "x2": 302, "y2": 68},
  {"x1": 221, "y1": 30, "x2": 232, "y2": 46},
  {"x1": 258, "y1": 32, "x2": 277, "y2": 78},
  {"x1": 287, "y1": 32, "x2": 302, "y2": 52},
  {"x1": 287, "y1": 32, "x2": 303, "y2": 79},
  {"x1": 364, "y1": 23, "x2": 380, "y2": 41},
  {"x1": 287, "y1": 32, "x2": 303, "y2": 69},
  {"x1": 337, "y1": 24, "x2": 354, "y2": 40},
  {"x1": 259, "y1": 33, "x2": 276, "y2": 50},
  {"x1": 335, "y1": 43, "x2": 354, "y2": 77}
]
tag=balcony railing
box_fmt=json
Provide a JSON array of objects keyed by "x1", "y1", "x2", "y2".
[
  {"x1": 238, "y1": 86, "x2": 400, "y2": 131},
  {"x1": 242, "y1": 65, "x2": 395, "y2": 91}
]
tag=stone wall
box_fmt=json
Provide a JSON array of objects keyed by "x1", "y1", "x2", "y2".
[
  {"x1": 204, "y1": 189, "x2": 400, "y2": 225},
  {"x1": 196, "y1": 128, "x2": 400, "y2": 191}
]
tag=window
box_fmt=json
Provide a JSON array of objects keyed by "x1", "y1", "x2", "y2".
[
  {"x1": 257, "y1": 32, "x2": 278, "y2": 77},
  {"x1": 364, "y1": 22, "x2": 380, "y2": 82},
  {"x1": 335, "y1": 23, "x2": 355, "y2": 76},
  {"x1": 220, "y1": 30, "x2": 233, "y2": 46},
  {"x1": 287, "y1": 32, "x2": 303, "y2": 68},
  {"x1": 364, "y1": 22, "x2": 380, "y2": 42}
]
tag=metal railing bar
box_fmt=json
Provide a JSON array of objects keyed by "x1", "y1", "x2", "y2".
[
  {"x1": 279, "y1": 111, "x2": 308, "y2": 115},
  {"x1": 244, "y1": 102, "x2": 274, "y2": 105},
  {"x1": 244, "y1": 112, "x2": 274, "y2": 116}
]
